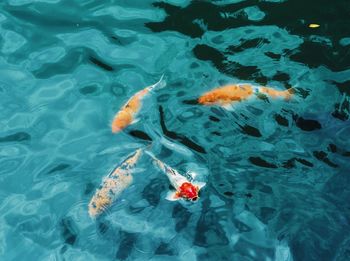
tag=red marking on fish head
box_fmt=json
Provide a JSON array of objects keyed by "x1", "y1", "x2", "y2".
[{"x1": 178, "y1": 182, "x2": 199, "y2": 201}]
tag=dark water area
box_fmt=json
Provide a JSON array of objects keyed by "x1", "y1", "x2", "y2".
[{"x1": 0, "y1": 0, "x2": 350, "y2": 260}]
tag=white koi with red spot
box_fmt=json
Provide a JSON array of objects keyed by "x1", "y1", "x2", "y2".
[{"x1": 145, "y1": 151, "x2": 205, "y2": 202}]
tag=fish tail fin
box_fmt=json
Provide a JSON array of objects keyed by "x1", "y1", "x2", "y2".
[
  {"x1": 257, "y1": 85, "x2": 295, "y2": 101},
  {"x1": 283, "y1": 87, "x2": 295, "y2": 100},
  {"x1": 148, "y1": 74, "x2": 166, "y2": 92},
  {"x1": 144, "y1": 142, "x2": 152, "y2": 151},
  {"x1": 144, "y1": 149, "x2": 156, "y2": 160},
  {"x1": 144, "y1": 142, "x2": 156, "y2": 159},
  {"x1": 144, "y1": 120, "x2": 163, "y2": 153},
  {"x1": 144, "y1": 150, "x2": 164, "y2": 171}
]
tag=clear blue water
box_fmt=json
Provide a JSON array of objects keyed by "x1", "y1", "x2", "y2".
[{"x1": 1, "y1": 0, "x2": 350, "y2": 260}]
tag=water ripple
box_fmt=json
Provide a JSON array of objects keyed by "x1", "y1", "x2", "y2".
[{"x1": 0, "y1": 0, "x2": 349, "y2": 260}]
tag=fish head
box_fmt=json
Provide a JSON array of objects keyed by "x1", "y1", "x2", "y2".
[
  {"x1": 112, "y1": 111, "x2": 133, "y2": 133},
  {"x1": 165, "y1": 181, "x2": 206, "y2": 202},
  {"x1": 178, "y1": 182, "x2": 200, "y2": 201}
]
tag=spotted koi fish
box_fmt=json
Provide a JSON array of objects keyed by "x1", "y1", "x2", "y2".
[
  {"x1": 88, "y1": 148, "x2": 143, "y2": 218},
  {"x1": 111, "y1": 75, "x2": 166, "y2": 133},
  {"x1": 145, "y1": 151, "x2": 205, "y2": 201},
  {"x1": 198, "y1": 83, "x2": 293, "y2": 110}
]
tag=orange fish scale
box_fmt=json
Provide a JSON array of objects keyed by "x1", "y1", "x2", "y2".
[
  {"x1": 199, "y1": 84, "x2": 253, "y2": 105},
  {"x1": 112, "y1": 110, "x2": 133, "y2": 132},
  {"x1": 259, "y1": 87, "x2": 292, "y2": 100},
  {"x1": 111, "y1": 90, "x2": 148, "y2": 133}
]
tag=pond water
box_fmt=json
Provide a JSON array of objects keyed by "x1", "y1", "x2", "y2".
[{"x1": 0, "y1": 0, "x2": 350, "y2": 260}]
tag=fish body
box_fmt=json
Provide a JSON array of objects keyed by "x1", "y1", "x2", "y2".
[
  {"x1": 198, "y1": 83, "x2": 293, "y2": 108},
  {"x1": 146, "y1": 151, "x2": 205, "y2": 201},
  {"x1": 88, "y1": 148, "x2": 143, "y2": 218},
  {"x1": 111, "y1": 75, "x2": 166, "y2": 133}
]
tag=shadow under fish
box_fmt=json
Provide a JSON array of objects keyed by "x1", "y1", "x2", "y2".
[
  {"x1": 296, "y1": 112, "x2": 350, "y2": 167},
  {"x1": 299, "y1": 112, "x2": 350, "y2": 138},
  {"x1": 128, "y1": 130, "x2": 152, "y2": 141},
  {"x1": 158, "y1": 105, "x2": 206, "y2": 154}
]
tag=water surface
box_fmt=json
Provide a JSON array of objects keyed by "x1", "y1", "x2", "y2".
[{"x1": 0, "y1": 0, "x2": 350, "y2": 260}]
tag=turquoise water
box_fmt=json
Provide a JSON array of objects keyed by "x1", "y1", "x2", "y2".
[{"x1": 1, "y1": 0, "x2": 350, "y2": 260}]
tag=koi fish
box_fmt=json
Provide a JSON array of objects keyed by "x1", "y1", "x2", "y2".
[
  {"x1": 145, "y1": 151, "x2": 206, "y2": 201},
  {"x1": 88, "y1": 148, "x2": 143, "y2": 218},
  {"x1": 198, "y1": 83, "x2": 293, "y2": 110},
  {"x1": 111, "y1": 75, "x2": 166, "y2": 133}
]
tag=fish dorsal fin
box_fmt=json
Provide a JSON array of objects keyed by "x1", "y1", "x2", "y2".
[
  {"x1": 194, "y1": 182, "x2": 206, "y2": 189},
  {"x1": 165, "y1": 191, "x2": 180, "y2": 201}
]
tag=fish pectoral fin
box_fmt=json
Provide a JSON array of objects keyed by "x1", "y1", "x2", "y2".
[
  {"x1": 132, "y1": 167, "x2": 145, "y2": 174},
  {"x1": 221, "y1": 103, "x2": 235, "y2": 111},
  {"x1": 165, "y1": 191, "x2": 180, "y2": 201},
  {"x1": 255, "y1": 92, "x2": 270, "y2": 103},
  {"x1": 194, "y1": 182, "x2": 206, "y2": 189},
  {"x1": 131, "y1": 118, "x2": 140, "y2": 124}
]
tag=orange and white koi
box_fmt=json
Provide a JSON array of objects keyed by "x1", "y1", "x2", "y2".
[
  {"x1": 111, "y1": 75, "x2": 166, "y2": 133},
  {"x1": 198, "y1": 83, "x2": 293, "y2": 109},
  {"x1": 145, "y1": 151, "x2": 205, "y2": 202},
  {"x1": 88, "y1": 148, "x2": 143, "y2": 218}
]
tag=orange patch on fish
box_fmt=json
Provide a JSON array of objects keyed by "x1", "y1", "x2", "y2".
[
  {"x1": 111, "y1": 90, "x2": 149, "y2": 133},
  {"x1": 111, "y1": 76, "x2": 165, "y2": 133},
  {"x1": 111, "y1": 110, "x2": 133, "y2": 133},
  {"x1": 198, "y1": 84, "x2": 253, "y2": 105},
  {"x1": 259, "y1": 86, "x2": 293, "y2": 100},
  {"x1": 198, "y1": 84, "x2": 293, "y2": 107}
]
